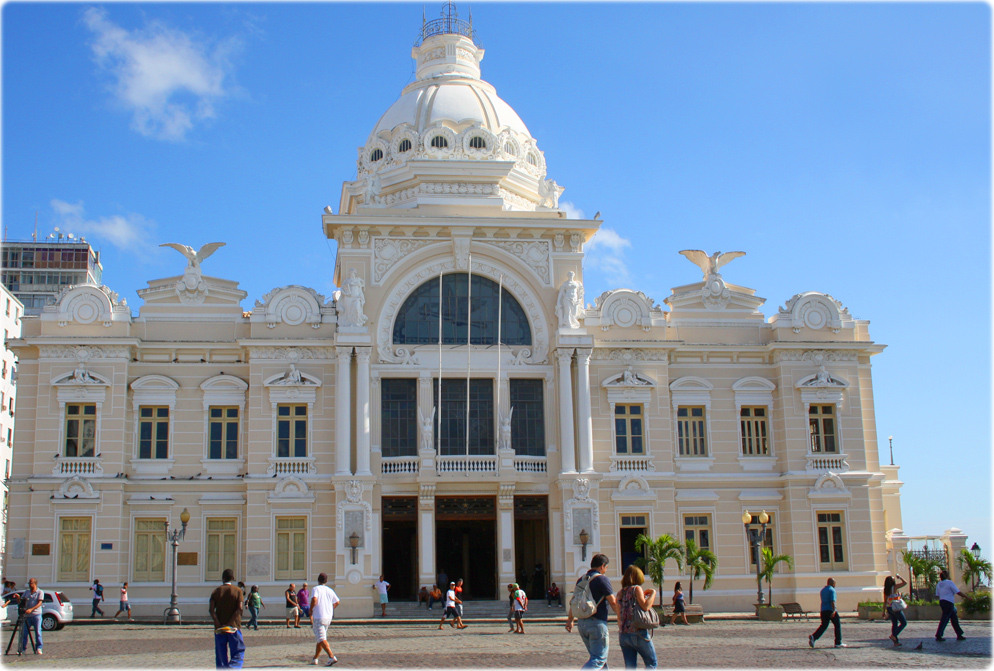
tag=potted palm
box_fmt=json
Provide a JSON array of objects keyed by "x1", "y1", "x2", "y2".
[
  {"x1": 635, "y1": 533, "x2": 684, "y2": 613},
  {"x1": 756, "y1": 547, "x2": 792, "y2": 620}
]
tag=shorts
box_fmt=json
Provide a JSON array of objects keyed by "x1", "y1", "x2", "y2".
[
  {"x1": 444, "y1": 606, "x2": 459, "y2": 618},
  {"x1": 514, "y1": 611, "x2": 523, "y2": 621},
  {"x1": 287, "y1": 607, "x2": 300, "y2": 618},
  {"x1": 379, "y1": 594, "x2": 389, "y2": 604},
  {"x1": 312, "y1": 618, "x2": 331, "y2": 642},
  {"x1": 119, "y1": 601, "x2": 129, "y2": 611}
]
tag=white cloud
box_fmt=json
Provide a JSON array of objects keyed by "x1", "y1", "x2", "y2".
[
  {"x1": 559, "y1": 201, "x2": 585, "y2": 220},
  {"x1": 82, "y1": 8, "x2": 238, "y2": 141},
  {"x1": 585, "y1": 227, "x2": 633, "y2": 288},
  {"x1": 50, "y1": 199, "x2": 156, "y2": 253}
]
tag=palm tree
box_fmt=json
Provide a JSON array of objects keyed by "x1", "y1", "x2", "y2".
[
  {"x1": 634, "y1": 533, "x2": 684, "y2": 598},
  {"x1": 957, "y1": 548, "x2": 993, "y2": 592},
  {"x1": 902, "y1": 550, "x2": 941, "y2": 600},
  {"x1": 759, "y1": 546, "x2": 793, "y2": 606},
  {"x1": 683, "y1": 538, "x2": 718, "y2": 604}
]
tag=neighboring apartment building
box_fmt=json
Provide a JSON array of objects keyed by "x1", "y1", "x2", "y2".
[
  {"x1": 4, "y1": 8, "x2": 919, "y2": 617},
  {"x1": 0, "y1": 284, "x2": 23, "y2": 577},
  {"x1": 1, "y1": 238, "x2": 102, "y2": 313}
]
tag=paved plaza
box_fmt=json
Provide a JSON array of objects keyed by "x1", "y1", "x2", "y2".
[{"x1": 0, "y1": 617, "x2": 989, "y2": 668}]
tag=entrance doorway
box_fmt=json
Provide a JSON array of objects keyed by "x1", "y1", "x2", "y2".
[
  {"x1": 513, "y1": 496, "x2": 549, "y2": 600},
  {"x1": 435, "y1": 496, "x2": 497, "y2": 599},
  {"x1": 619, "y1": 514, "x2": 649, "y2": 573},
  {"x1": 381, "y1": 497, "x2": 418, "y2": 600}
]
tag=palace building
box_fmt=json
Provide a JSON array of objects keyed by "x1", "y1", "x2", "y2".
[{"x1": 3, "y1": 7, "x2": 912, "y2": 616}]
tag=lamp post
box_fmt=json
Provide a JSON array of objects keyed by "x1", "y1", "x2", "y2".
[
  {"x1": 163, "y1": 507, "x2": 191, "y2": 624},
  {"x1": 742, "y1": 509, "x2": 769, "y2": 607},
  {"x1": 579, "y1": 529, "x2": 589, "y2": 562},
  {"x1": 971, "y1": 542, "x2": 981, "y2": 556},
  {"x1": 888, "y1": 435, "x2": 894, "y2": 466},
  {"x1": 349, "y1": 531, "x2": 360, "y2": 565}
]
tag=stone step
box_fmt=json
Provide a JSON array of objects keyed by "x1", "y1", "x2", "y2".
[{"x1": 383, "y1": 600, "x2": 567, "y2": 619}]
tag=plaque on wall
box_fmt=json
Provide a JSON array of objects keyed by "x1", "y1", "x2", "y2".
[
  {"x1": 178, "y1": 552, "x2": 198, "y2": 566},
  {"x1": 31, "y1": 544, "x2": 50, "y2": 556}
]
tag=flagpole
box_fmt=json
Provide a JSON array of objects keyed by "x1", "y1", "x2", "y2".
[
  {"x1": 437, "y1": 268, "x2": 443, "y2": 456},
  {"x1": 496, "y1": 274, "x2": 503, "y2": 452}
]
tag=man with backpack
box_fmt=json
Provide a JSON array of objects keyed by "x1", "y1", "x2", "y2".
[{"x1": 565, "y1": 553, "x2": 619, "y2": 669}]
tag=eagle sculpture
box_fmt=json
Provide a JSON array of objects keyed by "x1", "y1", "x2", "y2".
[
  {"x1": 160, "y1": 242, "x2": 226, "y2": 271},
  {"x1": 678, "y1": 250, "x2": 746, "y2": 279}
]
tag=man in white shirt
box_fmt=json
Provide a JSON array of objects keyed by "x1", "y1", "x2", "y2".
[
  {"x1": 934, "y1": 570, "x2": 966, "y2": 642},
  {"x1": 437, "y1": 581, "x2": 466, "y2": 630},
  {"x1": 372, "y1": 576, "x2": 391, "y2": 617},
  {"x1": 309, "y1": 573, "x2": 341, "y2": 666}
]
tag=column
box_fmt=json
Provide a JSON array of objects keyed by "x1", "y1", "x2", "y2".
[
  {"x1": 498, "y1": 485, "x2": 516, "y2": 588},
  {"x1": 557, "y1": 349, "x2": 576, "y2": 474},
  {"x1": 575, "y1": 348, "x2": 594, "y2": 473},
  {"x1": 418, "y1": 484, "x2": 436, "y2": 589},
  {"x1": 355, "y1": 347, "x2": 372, "y2": 476},
  {"x1": 335, "y1": 346, "x2": 352, "y2": 475}
]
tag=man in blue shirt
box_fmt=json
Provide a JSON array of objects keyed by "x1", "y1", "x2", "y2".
[
  {"x1": 809, "y1": 577, "x2": 845, "y2": 648},
  {"x1": 565, "y1": 553, "x2": 619, "y2": 669}
]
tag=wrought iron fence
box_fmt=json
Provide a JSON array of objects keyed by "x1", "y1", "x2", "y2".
[{"x1": 904, "y1": 546, "x2": 948, "y2": 601}]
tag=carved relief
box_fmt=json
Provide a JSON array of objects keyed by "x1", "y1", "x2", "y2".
[
  {"x1": 47, "y1": 285, "x2": 129, "y2": 327},
  {"x1": 774, "y1": 350, "x2": 858, "y2": 363},
  {"x1": 272, "y1": 475, "x2": 311, "y2": 499},
  {"x1": 478, "y1": 240, "x2": 551, "y2": 285},
  {"x1": 57, "y1": 476, "x2": 98, "y2": 499},
  {"x1": 776, "y1": 292, "x2": 850, "y2": 333},
  {"x1": 593, "y1": 289, "x2": 661, "y2": 332},
  {"x1": 249, "y1": 347, "x2": 336, "y2": 361},
  {"x1": 373, "y1": 238, "x2": 437, "y2": 284},
  {"x1": 591, "y1": 348, "x2": 668, "y2": 362},
  {"x1": 254, "y1": 285, "x2": 328, "y2": 328},
  {"x1": 39, "y1": 345, "x2": 131, "y2": 360}
]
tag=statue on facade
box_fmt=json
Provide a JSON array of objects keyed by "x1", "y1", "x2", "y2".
[
  {"x1": 69, "y1": 363, "x2": 99, "y2": 384},
  {"x1": 338, "y1": 269, "x2": 368, "y2": 328},
  {"x1": 678, "y1": 249, "x2": 746, "y2": 280},
  {"x1": 498, "y1": 407, "x2": 514, "y2": 451},
  {"x1": 622, "y1": 366, "x2": 649, "y2": 386},
  {"x1": 272, "y1": 363, "x2": 305, "y2": 385},
  {"x1": 418, "y1": 406, "x2": 436, "y2": 452},
  {"x1": 555, "y1": 271, "x2": 585, "y2": 329},
  {"x1": 160, "y1": 242, "x2": 226, "y2": 304}
]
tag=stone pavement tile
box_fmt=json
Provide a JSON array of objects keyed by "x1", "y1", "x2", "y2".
[{"x1": 3, "y1": 619, "x2": 988, "y2": 668}]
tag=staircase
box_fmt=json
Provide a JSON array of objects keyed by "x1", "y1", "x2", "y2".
[{"x1": 384, "y1": 600, "x2": 567, "y2": 619}]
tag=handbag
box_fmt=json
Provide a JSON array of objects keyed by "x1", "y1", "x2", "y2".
[
  {"x1": 631, "y1": 595, "x2": 660, "y2": 630},
  {"x1": 890, "y1": 597, "x2": 907, "y2": 612}
]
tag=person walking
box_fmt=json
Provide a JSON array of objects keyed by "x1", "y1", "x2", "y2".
[
  {"x1": 373, "y1": 575, "x2": 391, "y2": 617},
  {"x1": 669, "y1": 582, "x2": 688, "y2": 626},
  {"x1": 505, "y1": 583, "x2": 516, "y2": 632},
  {"x1": 298, "y1": 583, "x2": 311, "y2": 622},
  {"x1": 935, "y1": 569, "x2": 967, "y2": 642},
  {"x1": 209, "y1": 568, "x2": 245, "y2": 669},
  {"x1": 883, "y1": 574, "x2": 908, "y2": 646},
  {"x1": 285, "y1": 583, "x2": 300, "y2": 628},
  {"x1": 245, "y1": 585, "x2": 264, "y2": 631},
  {"x1": 438, "y1": 581, "x2": 466, "y2": 630},
  {"x1": 17, "y1": 578, "x2": 43, "y2": 656},
  {"x1": 427, "y1": 584, "x2": 442, "y2": 611},
  {"x1": 808, "y1": 577, "x2": 845, "y2": 648},
  {"x1": 565, "y1": 553, "x2": 619, "y2": 670},
  {"x1": 309, "y1": 572, "x2": 341, "y2": 666},
  {"x1": 89, "y1": 578, "x2": 105, "y2": 618},
  {"x1": 113, "y1": 582, "x2": 133, "y2": 621},
  {"x1": 454, "y1": 578, "x2": 465, "y2": 620},
  {"x1": 617, "y1": 565, "x2": 657, "y2": 669},
  {"x1": 512, "y1": 583, "x2": 528, "y2": 634}
]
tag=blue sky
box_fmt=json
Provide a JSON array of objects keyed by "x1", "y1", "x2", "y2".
[{"x1": 3, "y1": 3, "x2": 991, "y2": 552}]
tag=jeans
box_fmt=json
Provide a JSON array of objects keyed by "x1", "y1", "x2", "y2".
[
  {"x1": 619, "y1": 630, "x2": 657, "y2": 669},
  {"x1": 936, "y1": 600, "x2": 964, "y2": 639},
  {"x1": 811, "y1": 610, "x2": 841, "y2": 645},
  {"x1": 887, "y1": 607, "x2": 907, "y2": 640},
  {"x1": 548, "y1": 595, "x2": 562, "y2": 606},
  {"x1": 214, "y1": 630, "x2": 245, "y2": 669},
  {"x1": 247, "y1": 605, "x2": 259, "y2": 630},
  {"x1": 18, "y1": 613, "x2": 41, "y2": 653},
  {"x1": 91, "y1": 598, "x2": 104, "y2": 617},
  {"x1": 576, "y1": 617, "x2": 610, "y2": 669},
  {"x1": 427, "y1": 595, "x2": 439, "y2": 610}
]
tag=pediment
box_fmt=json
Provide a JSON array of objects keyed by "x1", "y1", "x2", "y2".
[
  {"x1": 42, "y1": 284, "x2": 130, "y2": 327},
  {"x1": 602, "y1": 366, "x2": 655, "y2": 388},
  {"x1": 252, "y1": 285, "x2": 332, "y2": 328},
  {"x1": 796, "y1": 367, "x2": 849, "y2": 388}
]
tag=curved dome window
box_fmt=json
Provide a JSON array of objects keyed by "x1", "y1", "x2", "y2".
[
  {"x1": 504, "y1": 143, "x2": 516, "y2": 155},
  {"x1": 398, "y1": 139, "x2": 412, "y2": 153},
  {"x1": 469, "y1": 136, "x2": 487, "y2": 150},
  {"x1": 369, "y1": 149, "x2": 384, "y2": 162},
  {"x1": 526, "y1": 153, "x2": 538, "y2": 166},
  {"x1": 393, "y1": 273, "x2": 531, "y2": 346},
  {"x1": 430, "y1": 135, "x2": 449, "y2": 149}
]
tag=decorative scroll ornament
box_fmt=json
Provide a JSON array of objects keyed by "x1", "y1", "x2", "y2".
[
  {"x1": 373, "y1": 238, "x2": 437, "y2": 284},
  {"x1": 57, "y1": 476, "x2": 98, "y2": 499},
  {"x1": 345, "y1": 479, "x2": 364, "y2": 504},
  {"x1": 254, "y1": 286, "x2": 328, "y2": 328},
  {"x1": 479, "y1": 240, "x2": 551, "y2": 285}
]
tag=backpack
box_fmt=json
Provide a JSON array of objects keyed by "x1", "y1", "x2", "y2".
[{"x1": 569, "y1": 573, "x2": 604, "y2": 619}]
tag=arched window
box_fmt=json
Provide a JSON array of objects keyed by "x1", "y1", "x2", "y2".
[
  {"x1": 393, "y1": 273, "x2": 531, "y2": 346},
  {"x1": 398, "y1": 139, "x2": 412, "y2": 152},
  {"x1": 369, "y1": 148, "x2": 383, "y2": 162},
  {"x1": 430, "y1": 135, "x2": 449, "y2": 149},
  {"x1": 469, "y1": 136, "x2": 486, "y2": 150}
]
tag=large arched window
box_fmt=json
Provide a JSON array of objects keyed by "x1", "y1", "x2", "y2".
[{"x1": 393, "y1": 273, "x2": 532, "y2": 346}]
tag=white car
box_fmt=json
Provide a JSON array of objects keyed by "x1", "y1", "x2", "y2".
[{"x1": 4, "y1": 590, "x2": 74, "y2": 631}]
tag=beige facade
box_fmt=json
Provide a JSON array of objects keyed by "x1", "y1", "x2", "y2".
[{"x1": 4, "y1": 16, "x2": 903, "y2": 616}]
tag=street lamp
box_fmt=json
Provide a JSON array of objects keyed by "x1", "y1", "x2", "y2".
[
  {"x1": 971, "y1": 542, "x2": 981, "y2": 556},
  {"x1": 742, "y1": 509, "x2": 770, "y2": 607},
  {"x1": 579, "y1": 529, "x2": 590, "y2": 562},
  {"x1": 888, "y1": 435, "x2": 894, "y2": 466},
  {"x1": 349, "y1": 531, "x2": 360, "y2": 565},
  {"x1": 163, "y1": 507, "x2": 191, "y2": 624}
]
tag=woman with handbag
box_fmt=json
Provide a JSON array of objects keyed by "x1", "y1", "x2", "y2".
[
  {"x1": 884, "y1": 574, "x2": 908, "y2": 646},
  {"x1": 617, "y1": 565, "x2": 658, "y2": 669}
]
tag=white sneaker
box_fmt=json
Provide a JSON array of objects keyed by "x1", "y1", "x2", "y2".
[
  {"x1": 326, "y1": 657, "x2": 338, "y2": 667},
  {"x1": 834, "y1": 643, "x2": 847, "y2": 648},
  {"x1": 311, "y1": 658, "x2": 320, "y2": 665}
]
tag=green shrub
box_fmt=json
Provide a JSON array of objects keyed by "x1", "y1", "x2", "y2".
[
  {"x1": 907, "y1": 598, "x2": 939, "y2": 606},
  {"x1": 857, "y1": 601, "x2": 885, "y2": 609},
  {"x1": 962, "y1": 591, "x2": 991, "y2": 615}
]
